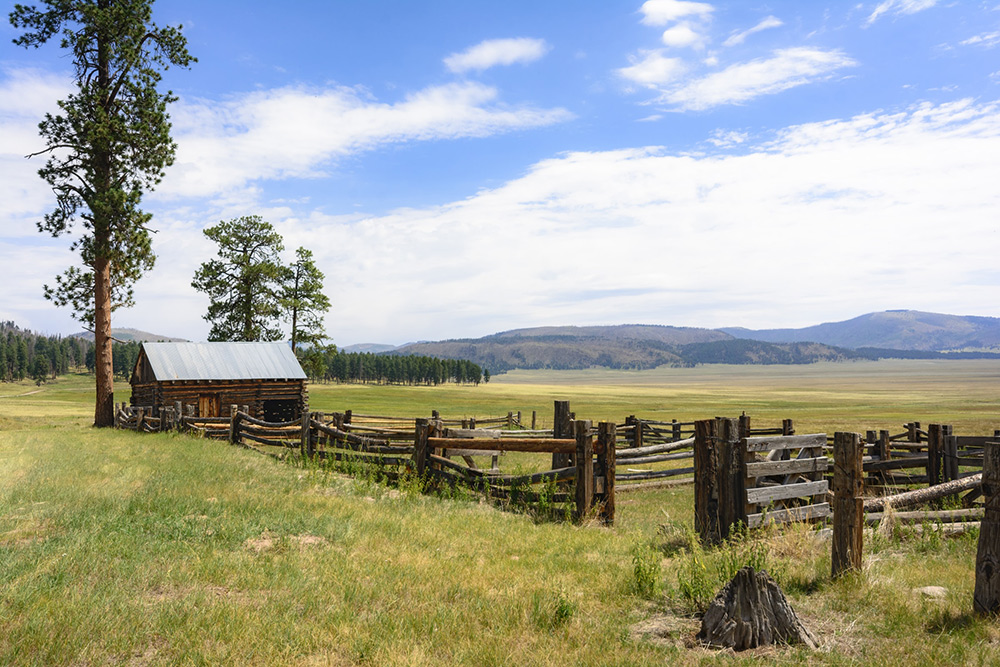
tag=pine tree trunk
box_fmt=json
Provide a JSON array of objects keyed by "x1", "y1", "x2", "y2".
[{"x1": 93, "y1": 255, "x2": 115, "y2": 427}]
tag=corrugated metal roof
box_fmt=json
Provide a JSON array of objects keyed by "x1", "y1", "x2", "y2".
[{"x1": 140, "y1": 342, "x2": 307, "y2": 381}]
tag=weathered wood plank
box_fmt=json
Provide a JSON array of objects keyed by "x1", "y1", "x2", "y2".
[
  {"x1": 746, "y1": 457, "x2": 828, "y2": 478},
  {"x1": 746, "y1": 480, "x2": 828, "y2": 505},
  {"x1": 745, "y1": 433, "x2": 827, "y2": 452},
  {"x1": 747, "y1": 503, "x2": 830, "y2": 528},
  {"x1": 866, "y1": 508, "x2": 984, "y2": 525},
  {"x1": 427, "y1": 437, "x2": 575, "y2": 453},
  {"x1": 613, "y1": 451, "x2": 694, "y2": 465}
]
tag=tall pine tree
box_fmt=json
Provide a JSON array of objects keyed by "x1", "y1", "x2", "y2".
[{"x1": 11, "y1": 0, "x2": 194, "y2": 425}]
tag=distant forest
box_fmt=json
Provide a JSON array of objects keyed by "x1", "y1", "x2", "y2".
[
  {"x1": 0, "y1": 321, "x2": 92, "y2": 384},
  {"x1": 296, "y1": 346, "x2": 486, "y2": 386},
  {"x1": 1, "y1": 324, "x2": 485, "y2": 387}
]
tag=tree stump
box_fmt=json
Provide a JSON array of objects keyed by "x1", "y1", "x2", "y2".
[{"x1": 697, "y1": 567, "x2": 818, "y2": 651}]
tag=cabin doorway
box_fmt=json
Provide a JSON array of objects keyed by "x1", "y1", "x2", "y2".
[{"x1": 198, "y1": 394, "x2": 220, "y2": 418}]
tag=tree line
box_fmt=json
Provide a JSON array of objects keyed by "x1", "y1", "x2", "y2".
[
  {"x1": 0, "y1": 322, "x2": 92, "y2": 385},
  {"x1": 296, "y1": 347, "x2": 488, "y2": 386}
]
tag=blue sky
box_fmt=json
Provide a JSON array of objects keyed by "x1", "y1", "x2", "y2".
[{"x1": 2, "y1": 0, "x2": 999, "y2": 345}]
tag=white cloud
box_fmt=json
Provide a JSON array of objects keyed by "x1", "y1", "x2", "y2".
[
  {"x1": 0, "y1": 68, "x2": 73, "y2": 223},
  {"x1": 961, "y1": 31, "x2": 1000, "y2": 48},
  {"x1": 444, "y1": 38, "x2": 550, "y2": 74},
  {"x1": 707, "y1": 129, "x2": 748, "y2": 147},
  {"x1": 723, "y1": 16, "x2": 784, "y2": 47},
  {"x1": 866, "y1": 0, "x2": 939, "y2": 26},
  {"x1": 617, "y1": 50, "x2": 687, "y2": 88},
  {"x1": 161, "y1": 81, "x2": 572, "y2": 198},
  {"x1": 663, "y1": 48, "x2": 857, "y2": 111},
  {"x1": 7, "y1": 99, "x2": 1000, "y2": 342},
  {"x1": 639, "y1": 0, "x2": 714, "y2": 26},
  {"x1": 266, "y1": 99, "x2": 998, "y2": 342},
  {"x1": 661, "y1": 22, "x2": 705, "y2": 49}
]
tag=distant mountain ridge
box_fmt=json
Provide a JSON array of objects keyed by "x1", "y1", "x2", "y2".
[
  {"x1": 390, "y1": 311, "x2": 1000, "y2": 373},
  {"x1": 720, "y1": 310, "x2": 1000, "y2": 352}
]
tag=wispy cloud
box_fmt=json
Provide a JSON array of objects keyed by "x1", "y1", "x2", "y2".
[
  {"x1": 444, "y1": 38, "x2": 550, "y2": 74},
  {"x1": 723, "y1": 16, "x2": 783, "y2": 47},
  {"x1": 961, "y1": 31, "x2": 1000, "y2": 49},
  {"x1": 663, "y1": 48, "x2": 857, "y2": 111},
  {"x1": 264, "y1": 99, "x2": 998, "y2": 342},
  {"x1": 161, "y1": 81, "x2": 572, "y2": 198},
  {"x1": 6, "y1": 95, "x2": 999, "y2": 341},
  {"x1": 866, "y1": 0, "x2": 940, "y2": 26}
]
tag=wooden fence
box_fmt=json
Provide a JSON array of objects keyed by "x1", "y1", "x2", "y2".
[
  {"x1": 693, "y1": 416, "x2": 830, "y2": 543},
  {"x1": 116, "y1": 399, "x2": 997, "y2": 534}
]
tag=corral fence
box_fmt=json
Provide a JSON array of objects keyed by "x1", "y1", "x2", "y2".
[
  {"x1": 116, "y1": 399, "x2": 998, "y2": 533},
  {"x1": 692, "y1": 416, "x2": 830, "y2": 545}
]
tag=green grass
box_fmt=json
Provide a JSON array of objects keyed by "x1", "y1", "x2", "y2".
[{"x1": 2, "y1": 362, "x2": 1000, "y2": 664}]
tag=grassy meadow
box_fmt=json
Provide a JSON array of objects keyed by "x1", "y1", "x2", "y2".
[{"x1": 1, "y1": 360, "x2": 1000, "y2": 664}]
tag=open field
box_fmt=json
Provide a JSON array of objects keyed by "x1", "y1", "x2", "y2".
[{"x1": 2, "y1": 361, "x2": 999, "y2": 664}]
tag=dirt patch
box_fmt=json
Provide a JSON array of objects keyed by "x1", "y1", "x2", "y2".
[
  {"x1": 123, "y1": 636, "x2": 168, "y2": 667},
  {"x1": 629, "y1": 612, "x2": 699, "y2": 648},
  {"x1": 245, "y1": 531, "x2": 329, "y2": 553}
]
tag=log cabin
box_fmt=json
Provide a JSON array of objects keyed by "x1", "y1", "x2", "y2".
[{"x1": 129, "y1": 342, "x2": 307, "y2": 421}]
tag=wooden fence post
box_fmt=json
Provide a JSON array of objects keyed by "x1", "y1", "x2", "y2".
[
  {"x1": 574, "y1": 419, "x2": 594, "y2": 521},
  {"x1": 694, "y1": 419, "x2": 721, "y2": 545},
  {"x1": 928, "y1": 423, "x2": 943, "y2": 488},
  {"x1": 718, "y1": 417, "x2": 746, "y2": 538},
  {"x1": 229, "y1": 404, "x2": 239, "y2": 444},
  {"x1": 300, "y1": 411, "x2": 312, "y2": 458},
  {"x1": 625, "y1": 416, "x2": 637, "y2": 447},
  {"x1": 782, "y1": 419, "x2": 795, "y2": 436},
  {"x1": 975, "y1": 440, "x2": 1000, "y2": 614},
  {"x1": 414, "y1": 418, "x2": 430, "y2": 476},
  {"x1": 553, "y1": 401, "x2": 573, "y2": 469},
  {"x1": 738, "y1": 414, "x2": 750, "y2": 440},
  {"x1": 531, "y1": 410, "x2": 537, "y2": 430},
  {"x1": 945, "y1": 425, "x2": 958, "y2": 483},
  {"x1": 596, "y1": 422, "x2": 616, "y2": 526},
  {"x1": 832, "y1": 432, "x2": 864, "y2": 578},
  {"x1": 672, "y1": 419, "x2": 682, "y2": 442}
]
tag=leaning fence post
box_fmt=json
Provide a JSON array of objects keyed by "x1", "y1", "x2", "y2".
[
  {"x1": 694, "y1": 419, "x2": 721, "y2": 545},
  {"x1": 832, "y1": 432, "x2": 864, "y2": 578},
  {"x1": 596, "y1": 422, "x2": 616, "y2": 526},
  {"x1": 574, "y1": 419, "x2": 594, "y2": 521},
  {"x1": 975, "y1": 440, "x2": 1000, "y2": 614}
]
